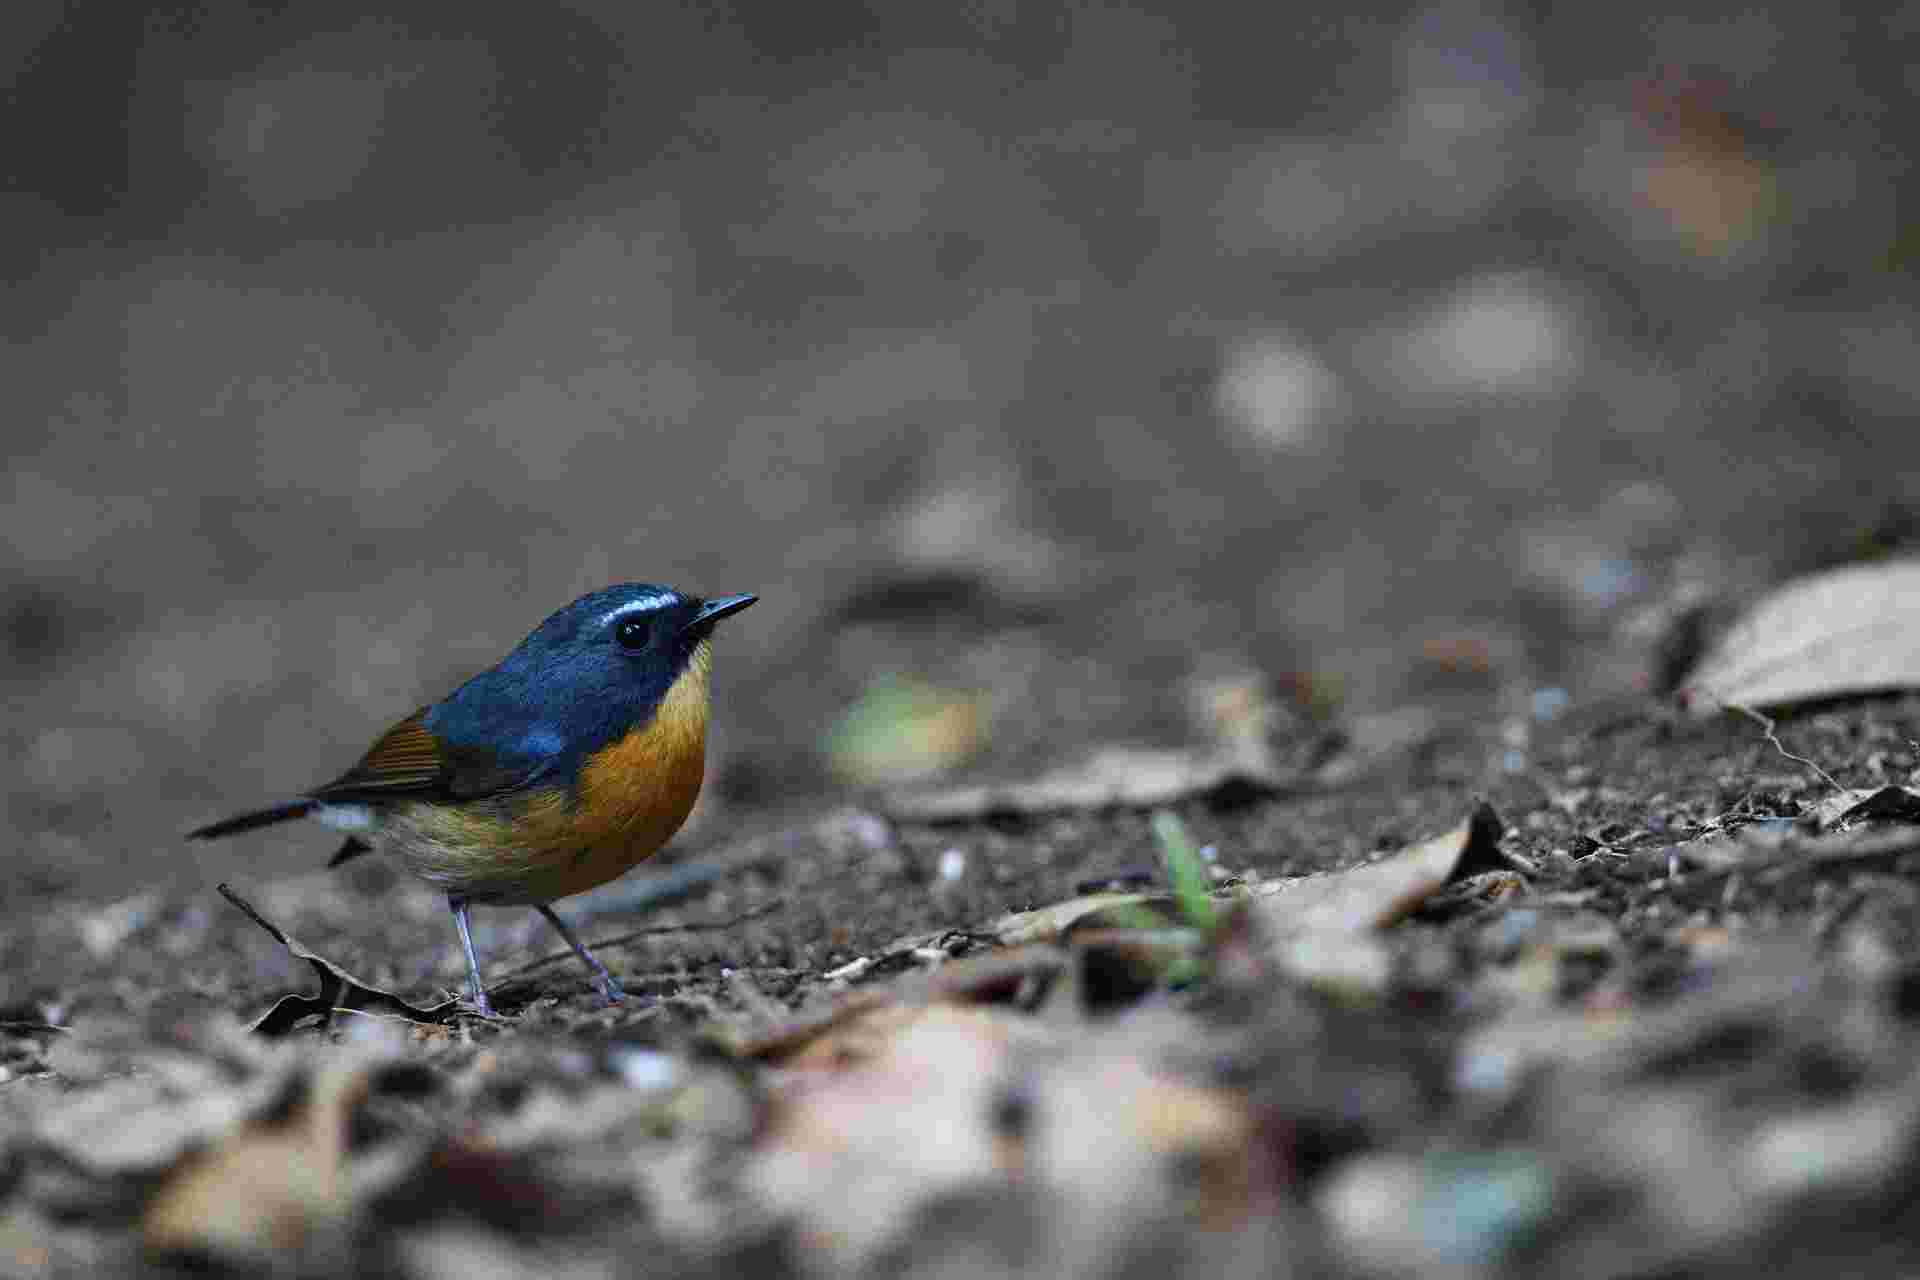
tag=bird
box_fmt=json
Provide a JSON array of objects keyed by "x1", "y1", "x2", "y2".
[{"x1": 188, "y1": 584, "x2": 757, "y2": 1017}]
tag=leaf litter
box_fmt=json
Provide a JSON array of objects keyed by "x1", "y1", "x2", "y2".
[
  {"x1": 15, "y1": 682, "x2": 1920, "y2": 1274},
  {"x1": 217, "y1": 883, "x2": 463, "y2": 1035},
  {"x1": 1680, "y1": 558, "x2": 1920, "y2": 714}
]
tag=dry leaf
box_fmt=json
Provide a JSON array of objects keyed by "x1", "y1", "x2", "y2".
[
  {"x1": 30, "y1": 1015, "x2": 286, "y2": 1176},
  {"x1": 884, "y1": 743, "x2": 1291, "y2": 822},
  {"x1": 219, "y1": 884, "x2": 461, "y2": 1034},
  {"x1": 748, "y1": 1003, "x2": 1024, "y2": 1266},
  {"x1": 1803, "y1": 787, "x2": 1891, "y2": 831},
  {"x1": 1251, "y1": 803, "x2": 1505, "y2": 934},
  {"x1": 989, "y1": 892, "x2": 1166, "y2": 946},
  {"x1": 36, "y1": 1078, "x2": 263, "y2": 1177},
  {"x1": 732, "y1": 946, "x2": 1071, "y2": 1063},
  {"x1": 749, "y1": 998, "x2": 1260, "y2": 1272},
  {"x1": 827, "y1": 675, "x2": 989, "y2": 786},
  {"x1": 1680, "y1": 560, "x2": 1920, "y2": 714},
  {"x1": 1247, "y1": 804, "x2": 1505, "y2": 991},
  {"x1": 1832, "y1": 785, "x2": 1920, "y2": 829},
  {"x1": 1032, "y1": 1040, "x2": 1260, "y2": 1233},
  {"x1": 142, "y1": 1064, "x2": 370, "y2": 1261}
]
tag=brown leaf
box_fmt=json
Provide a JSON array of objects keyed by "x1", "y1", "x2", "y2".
[
  {"x1": 748, "y1": 1002, "x2": 1026, "y2": 1265},
  {"x1": 218, "y1": 884, "x2": 461, "y2": 1034},
  {"x1": 732, "y1": 947, "x2": 1071, "y2": 1063},
  {"x1": 142, "y1": 1064, "x2": 370, "y2": 1261}
]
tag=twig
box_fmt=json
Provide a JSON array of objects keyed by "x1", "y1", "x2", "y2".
[
  {"x1": 1728, "y1": 702, "x2": 1848, "y2": 797},
  {"x1": 500, "y1": 900, "x2": 783, "y2": 979}
]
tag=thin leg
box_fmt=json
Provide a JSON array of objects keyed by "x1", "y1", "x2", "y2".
[
  {"x1": 448, "y1": 897, "x2": 496, "y2": 1017},
  {"x1": 535, "y1": 903, "x2": 626, "y2": 1005}
]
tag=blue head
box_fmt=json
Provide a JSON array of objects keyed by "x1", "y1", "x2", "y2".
[{"x1": 425, "y1": 584, "x2": 756, "y2": 784}]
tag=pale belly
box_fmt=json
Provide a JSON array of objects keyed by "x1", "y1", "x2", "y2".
[{"x1": 380, "y1": 778, "x2": 700, "y2": 905}]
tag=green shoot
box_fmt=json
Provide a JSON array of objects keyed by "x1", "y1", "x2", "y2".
[{"x1": 1152, "y1": 810, "x2": 1217, "y2": 933}]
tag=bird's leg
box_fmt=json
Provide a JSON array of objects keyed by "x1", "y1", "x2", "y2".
[
  {"x1": 447, "y1": 897, "x2": 496, "y2": 1017},
  {"x1": 535, "y1": 903, "x2": 626, "y2": 1005}
]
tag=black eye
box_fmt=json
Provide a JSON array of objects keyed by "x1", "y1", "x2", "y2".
[{"x1": 615, "y1": 616, "x2": 651, "y2": 650}]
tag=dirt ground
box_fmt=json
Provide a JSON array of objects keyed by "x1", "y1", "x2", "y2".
[
  {"x1": 8, "y1": 663, "x2": 1920, "y2": 1277},
  {"x1": 6, "y1": 6, "x2": 1920, "y2": 1275}
]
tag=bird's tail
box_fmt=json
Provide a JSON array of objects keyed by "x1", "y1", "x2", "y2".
[{"x1": 186, "y1": 801, "x2": 316, "y2": 840}]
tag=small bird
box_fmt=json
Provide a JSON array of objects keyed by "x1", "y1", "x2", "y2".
[{"x1": 189, "y1": 584, "x2": 756, "y2": 1016}]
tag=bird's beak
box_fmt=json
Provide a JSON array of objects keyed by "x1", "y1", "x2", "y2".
[{"x1": 687, "y1": 593, "x2": 757, "y2": 632}]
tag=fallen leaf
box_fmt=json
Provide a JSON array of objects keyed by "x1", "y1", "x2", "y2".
[
  {"x1": 1246, "y1": 803, "x2": 1506, "y2": 992},
  {"x1": 827, "y1": 674, "x2": 988, "y2": 786},
  {"x1": 732, "y1": 946, "x2": 1072, "y2": 1063},
  {"x1": 1741, "y1": 1093, "x2": 1919, "y2": 1198},
  {"x1": 1305, "y1": 706, "x2": 1442, "y2": 789},
  {"x1": 29, "y1": 1015, "x2": 287, "y2": 1176},
  {"x1": 1833, "y1": 785, "x2": 1920, "y2": 829},
  {"x1": 1031, "y1": 1037, "x2": 1261, "y2": 1233},
  {"x1": 1635, "y1": 76, "x2": 1777, "y2": 257},
  {"x1": 36, "y1": 1077, "x2": 264, "y2": 1177},
  {"x1": 1251, "y1": 803, "x2": 1506, "y2": 934},
  {"x1": 1319, "y1": 1149, "x2": 1557, "y2": 1271},
  {"x1": 747, "y1": 1002, "x2": 1024, "y2": 1266},
  {"x1": 989, "y1": 892, "x2": 1167, "y2": 946},
  {"x1": 1803, "y1": 787, "x2": 1890, "y2": 831},
  {"x1": 142, "y1": 1063, "x2": 370, "y2": 1261},
  {"x1": 218, "y1": 884, "x2": 461, "y2": 1034},
  {"x1": 722, "y1": 990, "x2": 893, "y2": 1063},
  {"x1": 883, "y1": 743, "x2": 1292, "y2": 823},
  {"x1": 1679, "y1": 559, "x2": 1920, "y2": 714},
  {"x1": 749, "y1": 997, "x2": 1260, "y2": 1272}
]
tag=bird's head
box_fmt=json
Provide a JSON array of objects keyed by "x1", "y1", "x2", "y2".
[{"x1": 433, "y1": 583, "x2": 756, "y2": 767}]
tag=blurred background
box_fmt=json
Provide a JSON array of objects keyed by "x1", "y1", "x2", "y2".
[{"x1": 5, "y1": 1, "x2": 1918, "y2": 900}]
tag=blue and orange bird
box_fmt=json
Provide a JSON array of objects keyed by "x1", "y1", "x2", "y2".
[{"x1": 188, "y1": 584, "x2": 756, "y2": 1016}]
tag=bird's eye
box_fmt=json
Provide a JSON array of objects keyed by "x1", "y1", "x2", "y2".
[{"x1": 615, "y1": 616, "x2": 651, "y2": 650}]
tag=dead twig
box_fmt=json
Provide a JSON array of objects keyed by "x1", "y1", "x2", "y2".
[
  {"x1": 1728, "y1": 702, "x2": 1849, "y2": 797},
  {"x1": 499, "y1": 899, "x2": 784, "y2": 979}
]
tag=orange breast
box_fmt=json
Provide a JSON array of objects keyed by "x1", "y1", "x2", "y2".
[{"x1": 391, "y1": 640, "x2": 714, "y2": 904}]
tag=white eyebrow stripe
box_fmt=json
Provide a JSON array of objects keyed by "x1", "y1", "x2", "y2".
[{"x1": 594, "y1": 595, "x2": 677, "y2": 629}]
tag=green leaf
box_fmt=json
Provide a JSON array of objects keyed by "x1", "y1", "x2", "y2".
[{"x1": 1152, "y1": 810, "x2": 1217, "y2": 933}]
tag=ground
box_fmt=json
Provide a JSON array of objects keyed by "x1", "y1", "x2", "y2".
[
  {"x1": 6, "y1": 7, "x2": 1918, "y2": 1275},
  {"x1": 7, "y1": 667, "x2": 1920, "y2": 1278}
]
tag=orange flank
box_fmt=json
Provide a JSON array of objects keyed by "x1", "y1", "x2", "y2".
[{"x1": 388, "y1": 640, "x2": 714, "y2": 904}]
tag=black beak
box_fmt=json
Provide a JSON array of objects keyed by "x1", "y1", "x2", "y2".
[{"x1": 687, "y1": 593, "x2": 757, "y2": 632}]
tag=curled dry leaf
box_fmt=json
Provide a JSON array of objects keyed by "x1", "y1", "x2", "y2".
[
  {"x1": 218, "y1": 884, "x2": 461, "y2": 1034},
  {"x1": 1831, "y1": 785, "x2": 1920, "y2": 830},
  {"x1": 1251, "y1": 803, "x2": 1506, "y2": 934},
  {"x1": 1247, "y1": 803, "x2": 1506, "y2": 992},
  {"x1": 1680, "y1": 559, "x2": 1920, "y2": 714},
  {"x1": 1803, "y1": 787, "x2": 1894, "y2": 832}
]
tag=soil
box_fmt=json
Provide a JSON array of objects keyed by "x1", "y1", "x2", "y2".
[{"x1": 8, "y1": 682, "x2": 1920, "y2": 1277}]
